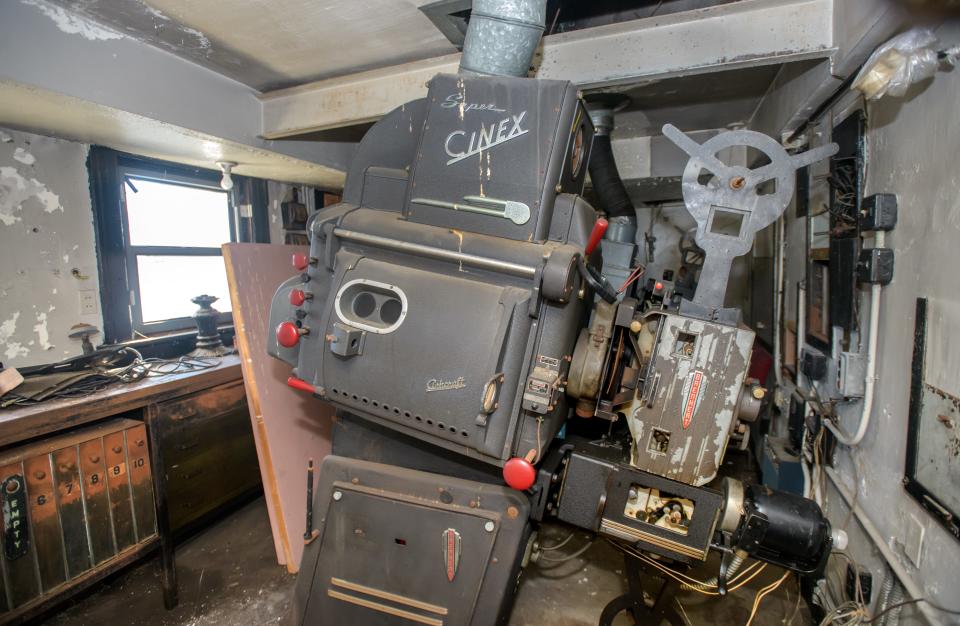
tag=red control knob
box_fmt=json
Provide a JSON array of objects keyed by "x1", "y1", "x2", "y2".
[
  {"x1": 503, "y1": 450, "x2": 538, "y2": 491},
  {"x1": 292, "y1": 253, "x2": 309, "y2": 271},
  {"x1": 585, "y1": 217, "x2": 609, "y2": 255},
  {"x1": 286, "y1": 376, "x2": 315, "y2": 394},
  {"x1": 290, "y1": 288, "x2": 306, "y2": 306},
  {"x1": 276, "y1": 321, "x2": 302, "y2": 348}
]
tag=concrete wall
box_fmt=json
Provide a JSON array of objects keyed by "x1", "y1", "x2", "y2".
[
  {"x1": 0, "y1": 126, "x2": 103, "y2": 368},
  {"x1": 773, "y1": 22, "x2": 960, "y2": 622}
]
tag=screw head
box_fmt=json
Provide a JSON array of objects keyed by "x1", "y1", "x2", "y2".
[
  {"x1": 332, "y1": 490, "x2": 342, "y2": 501},
  {"x1": 484, "y1": 521, "x2": 495, "y2": 532}
]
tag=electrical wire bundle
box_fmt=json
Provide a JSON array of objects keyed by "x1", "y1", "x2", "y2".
[
  {"x1": 0, "y1": 347, "x2": 222, "y2": 407},
  {"x1": 607, "y1": 539, "x2": 769, "y2": 597}
]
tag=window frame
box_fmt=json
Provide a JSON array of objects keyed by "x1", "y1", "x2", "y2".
[
  {"x1": 120, "y1": 166, "x2": 236, "y2": 334},
  {"x1": 89, "y1": 148, "x2": 242, "y2": 342}
]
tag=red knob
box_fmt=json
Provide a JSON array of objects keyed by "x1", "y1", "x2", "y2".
[
  {"x1": 276, "y1": 321, "x2": 302, "y2": 348},
  {"x1": 585, "y1": 217, "x2": 609, "y2": 255},
  {"x1": 286, "y1": 376, "x2": 315, "y2": 394},
  {"x1": 503, "y1": 454, "x2": 537, "y2": 491},
  {"x1": 290, "y1": 288, "x2": 306, "y2": 306},
  {"x1": 292, "y1": 253, "x2": 309, "y2": 271}
]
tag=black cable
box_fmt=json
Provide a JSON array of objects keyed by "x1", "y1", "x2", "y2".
[
  {"x1": 577, "y1": 257, "x2": 618, "y2": 303},
  {"x1": 864, "y1": 598, "x2": 960, "y2": 623}
]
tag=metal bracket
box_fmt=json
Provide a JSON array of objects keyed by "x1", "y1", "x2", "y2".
[
  {"x1": 411, "y1": 195, "x2": 531, "y2": 225},
  {"x1": 662, "y1": 124, "x2": 838, "y2": 312}
]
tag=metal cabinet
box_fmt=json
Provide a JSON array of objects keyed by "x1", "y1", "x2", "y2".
[{"x1": 0, "y1": 419, "x2": 156, "y2": 621}]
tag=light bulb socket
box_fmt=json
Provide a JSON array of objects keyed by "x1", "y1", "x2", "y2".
[{"x1": 216, "y1": 161, "x2": 237, "y2": 191}]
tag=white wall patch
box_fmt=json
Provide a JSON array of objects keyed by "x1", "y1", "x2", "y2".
[
  {"x1": 1, "y1": 312, "x2": 29, "y2": 359},
  {"x1": 33, "y1": 311, "x2": 53, "y2": 350},
  {"x1": 0, "y1": 166, "x2": 63, "y2": 223},
  {"x1": 13, "y1": 147, "x2": 36, "y2": 165},
  {"x1": 23, "y1": 0, "x2": 124, "y2": 41}
]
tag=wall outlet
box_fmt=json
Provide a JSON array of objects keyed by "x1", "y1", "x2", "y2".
[{"x1": 79, "y1": 290, "x2": 98, "y2": 316}]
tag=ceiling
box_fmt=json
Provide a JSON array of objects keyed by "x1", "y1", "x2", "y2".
[
  {"x1": 44, "y1": 0, "x2": 745, "y2": 94},
  {"x1": 44, "y1": 0, "x2": 459, "y2": 91},
  {"x1": 609, "y1": 64, "x2": 786, "y2": 137}
]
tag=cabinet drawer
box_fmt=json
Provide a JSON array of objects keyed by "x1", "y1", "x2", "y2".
[
  {"x1": 158, "y1": 381, "x2": 247, "y2": 432},
  {"x1": 153, "y1": 382, "x2": 259, "y2": 532}
]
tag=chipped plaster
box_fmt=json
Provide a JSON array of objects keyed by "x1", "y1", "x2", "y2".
[
  {"x1": 22, "y1": 0, "x2": 124, "y2": 41},
  {"x1": 0, "y1": 127, "x2": 102, "y2": 368}
]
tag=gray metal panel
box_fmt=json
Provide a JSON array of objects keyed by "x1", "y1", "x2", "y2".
[
  {"x1": 319, "y1": 256, "x2": 532, "y2": 460},
  {"x1": 627, "y1": 314, "x2": 754, "y2": 486},
  {"x1": 294, "y1": 456, "x2": 530, "y2": 626},
  {"x1": 404, "y1": 74, "x2": 578, "y2": 241}
]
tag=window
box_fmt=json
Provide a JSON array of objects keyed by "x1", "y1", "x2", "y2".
[
  {"x1": 89, "y1": 149, "x2": 268, "y2": 342},
  {"x1": 121, "y1": 174, "x2": 233, "y2": 330}
]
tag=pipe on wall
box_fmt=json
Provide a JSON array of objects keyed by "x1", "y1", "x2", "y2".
[{"x1": 458, "y1": 0, "x2": 547, "y2": 78}]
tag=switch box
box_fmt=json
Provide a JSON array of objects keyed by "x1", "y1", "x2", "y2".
[
  {"x1": 857, "y1": 249, "x2": 895, "y2": 285},
  {"x1": 860, "y1": 194, "x2": 898, "y2": 231},
  {"x1": 79, "y1": 290, "x2": 98, "y2": 315}
]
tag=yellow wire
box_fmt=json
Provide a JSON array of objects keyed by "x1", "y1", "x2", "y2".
[
  {"x1": 609, "y1": 541, "x2": 768, "y2": 595},
  {"x1": 745, "y1": 571, "x2": 791, "y2": 626},
  {"x1": 613, "y1": 540, "x2": 764, "y2": 589},
  {"x1": 612, "y1": 541, "x2": 762, "y2": 591}
]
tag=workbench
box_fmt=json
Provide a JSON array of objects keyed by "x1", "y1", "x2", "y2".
[{"x1": 0, "y1": 355, "x2": 261, "y2": 623}]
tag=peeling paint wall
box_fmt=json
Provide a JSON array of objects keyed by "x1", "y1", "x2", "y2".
[
  {"x1": 764, "y1": 21, "x2": 960, "y2": 622},
  {"x1": 0, "y1": 126, "x2": 102, "y2": 368}
]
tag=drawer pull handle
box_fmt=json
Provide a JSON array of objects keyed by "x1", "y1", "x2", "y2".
[
  {"x1": 89, "y1": 455, "x2": 101, "y2": 464},
  {"x1": 34, "y1": 470, "x2": 46, "y2": 480},
  {"x1": 111, "y1": 446, "x2": 122, "y2": 454},
  {"x1": 136, "y1": 439, "x2": 145, "y2": 448}
]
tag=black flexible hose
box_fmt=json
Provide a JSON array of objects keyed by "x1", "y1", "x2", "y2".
[
  {"x1": 588, "y1": 135, "x2": 635, "y2": 218},
  {"x1": 578, "y1": 257, "x2": 618, "y2": 304}
]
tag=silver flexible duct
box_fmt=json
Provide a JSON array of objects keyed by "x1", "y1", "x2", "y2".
[{"x1": 459, "y1": 0, "x2": 547, "y2": 77}]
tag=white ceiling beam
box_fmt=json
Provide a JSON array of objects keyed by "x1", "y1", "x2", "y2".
[
  {"x1": 0, "y1": 0, "x2": 353, "y2": 185},
  {"x1": 260, "y1": 0, "x2": 836, "y2": 138}
]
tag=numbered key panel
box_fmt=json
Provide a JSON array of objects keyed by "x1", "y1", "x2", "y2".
[{"x1": 0, "y1": 419, "x2": 156, "y2": 614}]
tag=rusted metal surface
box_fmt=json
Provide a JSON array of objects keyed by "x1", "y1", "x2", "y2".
[
  {"x1": 51, "y1": 446, "x2": 91, "y2": 579},
  {"x1": 78, "y1": 437, "x2": 114, "y2": 566},
  {"x1": 103, "y1": 431, "x2": 136, "y2": 552},
  {"x1": 125, "y1": 425, "x2": 156, "y2": 541},
  {"x1": 23, "y1": 454, "x2": 66, "y2": 592}
]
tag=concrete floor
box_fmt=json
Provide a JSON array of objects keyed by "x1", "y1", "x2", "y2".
[{"x1": 44, "y1": 496, "x2": 810, "y2": 626}]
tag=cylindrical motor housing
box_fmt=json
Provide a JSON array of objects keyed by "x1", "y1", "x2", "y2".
[{"x1": 732, "y1": 484, "x2": 833, "y2": 574}]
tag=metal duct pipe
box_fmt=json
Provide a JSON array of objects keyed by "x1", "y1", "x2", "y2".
[
  {"x1": 585, "y1": 94, "x2": 635, "y2": 219},
  {"x1": 459, "y1": 0, "x2": 547, "y2": 77}
]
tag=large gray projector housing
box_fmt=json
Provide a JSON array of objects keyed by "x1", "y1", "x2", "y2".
[{"x1": 269, "y1": 73, "x2": 598, "y2": 467}]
